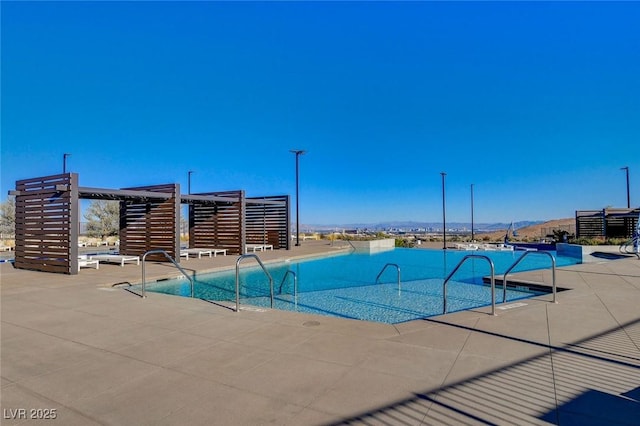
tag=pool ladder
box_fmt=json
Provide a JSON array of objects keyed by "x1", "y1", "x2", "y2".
[
  {"x1": 235, "y1": 254, "x2": 274, "y2": 313},
  {"x1": 442, "y1": 251, "x2": 557, "y2": 316},
  {"x1": 141, "y1": 249, "x2": 194, "y2": 299},
  {"x1": 278, "y1": 270, "x2": 298, "y2": 297},
  {"x1": 443, "y1": 255, "x2": 496, "y2": 315},
  {"x1": 376, "y1": 263, "x2": 401, "y2": 292},
  {"x1": 502, "y1": 251, "x2": 557, "y2": 305}
]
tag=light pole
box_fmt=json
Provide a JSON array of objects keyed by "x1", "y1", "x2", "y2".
[
  {"x1": 441, "y1": 172, "x2": 447, "y2": 250},
  {"x1": 470, "y1": 183, "x2": 475, "y2": 242},
  {"x1": 184, "y1": 171, "x2": 195, "y2": 239},
  {"x1": 621, "y1": 166, "x2": 630, "y2": 208},
  {"x1": 188, "y1": 170, "x2": 194, "y2": 195},
  {"x1": 290, "y1": 150, "x2": 306, "y2": 246},
  {"x1": 63, "y1": 153, "x2": 71, "y2": 173}
]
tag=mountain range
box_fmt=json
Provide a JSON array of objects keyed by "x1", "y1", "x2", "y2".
[{"x1": 306, "y1": 220, "x2": 543, "y2": 232}]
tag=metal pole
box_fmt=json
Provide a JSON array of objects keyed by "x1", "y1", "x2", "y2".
[
  {"x1": 470, "y1": 183, "x2": 475, "y2": 241},
  {"x1": 621, "y1": 166, "x2": 630, "y2": 208},
  {"x1": 63, "y1": 153, "x2": 71, "y2": 173},
  {"x1": 290, "y1": 150, "x2": 306, "y2": 246},
  {"x1": 295, "y1": 155, "x2": 300, "y2": 246},
  {"x1": 188, "y1": 170, "x2": 194, "y2": 195},
  {"x1": 441, "y1": 172, "x2": 447, "y2": 250}
]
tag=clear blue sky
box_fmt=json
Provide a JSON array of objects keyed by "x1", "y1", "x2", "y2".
[{"x1": 2, "y1": 1, "x2": 639, "y2": 225}]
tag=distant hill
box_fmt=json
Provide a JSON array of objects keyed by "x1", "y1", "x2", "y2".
[{"x1": 481, "y1": 218, "x2": 575, "y2": 240}]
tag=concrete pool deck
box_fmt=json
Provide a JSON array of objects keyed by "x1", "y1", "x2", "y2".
[{"x1": 1, "y1": 241, "x2": 639, "y2": 425}]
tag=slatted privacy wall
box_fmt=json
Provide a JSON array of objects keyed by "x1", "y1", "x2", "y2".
[
  {"x1": 246, "y1": 195, "x2": 290, "y2": 250},
  {"x1": 576, "y1": 208, "x2": 640, "y2": 239},
  {"x1": 119, "y1": 184, "x2": 180, "y2": 261},
  {"x1": 13, "y1": 173, "x2": 79, "y2": 274},
  {"x1": 189, "y1": 190, "x2": 245, "y2": 255}
]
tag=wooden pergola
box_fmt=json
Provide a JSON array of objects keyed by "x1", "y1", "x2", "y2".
[{"x1": 11, "y1": 173, "x2": 290, "y2": 274}]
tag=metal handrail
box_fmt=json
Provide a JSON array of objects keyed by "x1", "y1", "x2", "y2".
[
  {"x1": 502, "y1": 251, "x2": 557, "y2": 304},
  {"x1": 329, "y1": 235, "x2": 356, "y2": 252},
  {"x1": 141, "y1": 250, "x2": 194, "y2": 299},
  {"x1": 443, "y1": 254, "x2": 496, "y2": 316},
  {"x1": 235, "y1": 254, "x2": 274, "y2": 312},
  {"x1": 376, "y1": 263, "x2": 401, "y2": 291},
  {"x1": 278, "y1": 270, "x2": 298, "y2": 297},
  {"x1": 333, "y1": 237, "x2": 356, "y2": 252}
]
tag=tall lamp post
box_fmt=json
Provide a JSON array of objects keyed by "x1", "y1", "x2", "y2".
[
  {"x1": 470, "y1": 183, "x2": 475, "y2": 242},
  {"x1": 441, "y1": 172, "x2": 447, "y2": 250},
  {"x1": 621, "y1": 166, "x2": 630, "y2": 208},
  {"x1": 185, "y1": 171, "x2": 194, "y2": 240},
  {"x1": 187, "y1": 170, "x2": 194, "y2": 195},
  {"x1": 290, "y1": 150, "x2": 306, "y2": 246},
  {"x1": 63, "y1": 153, "x2": 71, "y2": 173}
]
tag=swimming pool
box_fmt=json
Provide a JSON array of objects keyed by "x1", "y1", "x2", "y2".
[{"x1": 139, "y1": 248, "x2": 580, "y2": 324}]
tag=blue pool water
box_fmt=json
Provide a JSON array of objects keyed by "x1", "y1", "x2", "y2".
[{"x1": 139, "y1": 248, "x2": 580, "y2": 324}]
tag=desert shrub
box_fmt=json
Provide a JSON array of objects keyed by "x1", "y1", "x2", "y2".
[
  {"x1": 395, "y1": 238, "x2": 414, "y2": 248},
  {"x1": 572, "y1": 237, "x2": 609, "y2": 246},
  {"x1": 606, "y1": 237, "x2": 629, "y2": 246}
]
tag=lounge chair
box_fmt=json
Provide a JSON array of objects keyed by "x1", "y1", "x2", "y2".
[
  {"x1": 89, "y1": 254, "x2": 140, "y2": 267},
  {"x1": 78, "y1": 255, "x2": 99, "y2": 269},
  {"x1": 245, "y1": 244, "x2": 273, "y2": 253},
  {"x1": 181, "y1": 248, "x2": 228, "y2": 259},
  {"x1": 180, "y1": 248, "x2": 212, "y2": 259}
]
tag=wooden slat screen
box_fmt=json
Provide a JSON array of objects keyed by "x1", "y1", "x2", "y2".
[
  {"x1": 246, "y1": 195, "x2": 290, "y2": 250},
  {"x1": 119, "y1": 184, "x2": 180, "y2": 261},
  {"x1": 14, "y1": 173, "x2": 79, "y2": 274},
  {"x1": 576, "y1": 208, "x2": 639, "y2": 239},
  {"x1": 603, "y1": 208, "x2": 639, "y2": 239},
  {"x1": 189, "y1": 190, "x2": 245, "y2": 255},
  {"x1": 576, "y1": 210, "x2": 604, "y2": 239},
  {"x1": 12, "y1": 172, "x2": 291, "y2": 274}
]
